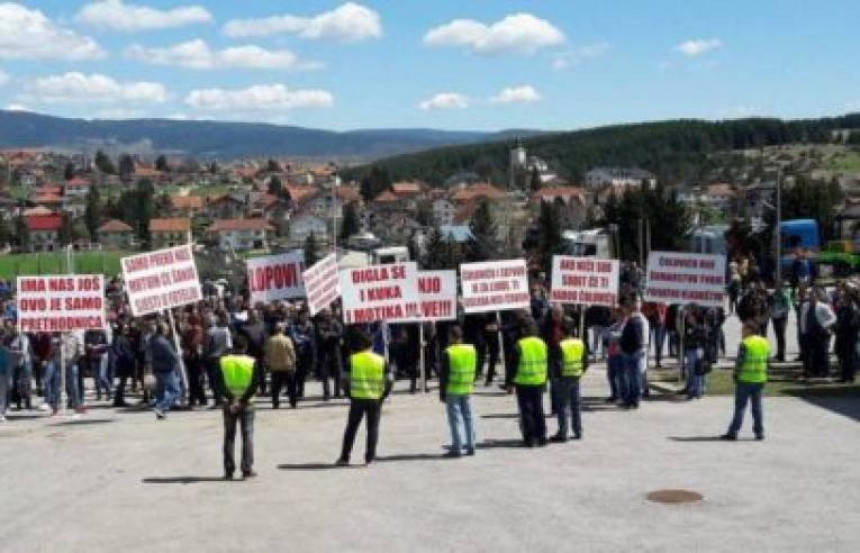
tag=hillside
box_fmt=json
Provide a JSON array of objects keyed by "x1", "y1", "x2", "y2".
[
  {"x1": 0, "y1": 110, "x2": 519, "y2": 160},
  {"x1": 347, "y1": 114, "x2": 860, "y2": 187}
]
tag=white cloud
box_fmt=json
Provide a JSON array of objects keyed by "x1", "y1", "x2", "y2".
[
  {"x1": 93, "y1": 107, "x2": 143, "y2": 119},
  {"x1": 185, "y1": 84, "x2": 334, "y2": 111},
  {"x1": 552, "y1": 41, "x2": 611, "y2": 70},
  {"x1": 223, "y1": 2, "x2": 381, "y2": 42},
  {"x1": 424, "y1": 13, "x2": 564, "y2": 54},
  {"x1": 5, "y1": 103, "x2": 30, "y2": 112},
  {"x1": 675, "y1": 38, "x2": 723, "y2": 57},
  {"x1": 25, "y1": 72, "x2": 166, "y2": 104},
  {"x1": 490, "y1": 85, "x2": 541, "y2": 105},
  {"x1": 76, "y1": 0, "x2": 212, "y2": 32},
  {"x1": 419, "y1": 92, "x2": 470, "y2": 111},
  {"x1": 0, "y1": 3, "x2": 104, "y2": 60},
  {"x1": 126, "y1": 40, "x2": 321, "y2": 71}
]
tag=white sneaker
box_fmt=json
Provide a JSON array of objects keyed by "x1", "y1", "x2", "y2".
[
  {"x1": 39, "y1": 403, "x2": 52, "y2": 412},
  {"x1": 0, "y1": 415, "x2": 6, "y2": 422}
]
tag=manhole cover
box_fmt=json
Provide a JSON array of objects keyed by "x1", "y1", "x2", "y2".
[{"x1": 646, "y1": 489, "x2": 704, "y2": 504}]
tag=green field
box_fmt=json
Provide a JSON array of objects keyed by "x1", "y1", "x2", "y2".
[
  {"x1": 0, "y1": 251, "x2": 129, "y2": 280},
  {"x1": 827, "y1": 151, "x2": 860, "y2": 172},
  {"x1": 650, "y1": 365, "x2": 860, "y2": 397}
]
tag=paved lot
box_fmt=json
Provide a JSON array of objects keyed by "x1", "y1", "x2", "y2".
[{"x1": 1, "y1": 346, "x2": 858, "y2": 553}]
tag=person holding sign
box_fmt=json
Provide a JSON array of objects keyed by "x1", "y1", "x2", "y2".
[
  {"x1": 550, "y1": 322, "x2": 588, "y2": 442},
  {"x1": 337, "y1": 331, "x2": 393, "y2": 466},
  {"x1": 439, "y1": 326, "x2": 478, "y2": 458},
  {"x1": 216, "y1": 336, "x2": 262, "y2": 480},
  {"x1": 506, "y1": 320, "x2": 549, "y2": 447}
]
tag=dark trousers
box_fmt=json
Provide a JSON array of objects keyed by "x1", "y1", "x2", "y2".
[
  {"x1": 206, "y1": 359, "x2": 224, "y2": 405},
  {"x1": 482, "y1": 339, "x2": 500, "y2": 384},
  {"x1": 556, "y1": 377, "x2": 582, "y2": 438},
  {"x1": 320, "y1": 354, "x2": 342, "y2": 399},
  {"x1": 837, "y1": 347, "x2": 857, "y2": 383},
  {"x1": 113, "y1": 375, "x2": 129, "y2": 405},
  {"x1": 727, "y1": 382, "x2": 764, "y2": 437},
  {"x1": 271, "y1": 371, "x2": 297, "y2": 408},
  {"x1": 515, "y1": 385, "x2": 547, "y2": 445},
  {"x1": 771, "y1": 317, "x2": 787, "y2": 361},
  {"x1": 223, "y1": 406, "x2": 255, "y2": 475},
  {"x1": 804, "y1": 333, "x2": 831, "y2": 378},
  {"x1": 296, "y1": 351, "x2": 313, "y2": 398},
  {"x1": 185, "y1": 357, "x2": 207, "y2": 406},
  {"x1": 339, "y1": 399, "x2": 382, "y2": 463}
]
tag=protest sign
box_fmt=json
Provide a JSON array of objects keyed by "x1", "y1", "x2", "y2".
[
  {"x1": 550, "y1": 256, "x2": 620, "y2": 307},
  {"x1": 340, "y1": 262, "x2": 419, "y2": 324},
  {"x1": 121, "y1": 245, "x2": 203, "y2": 317},
  {"x1": 246, "y1": 251, "x2": 305, "y2": 305},
  {"x1": 460, "y1": 259, "x2": 530, "y2": 314},
  {"x1": 303, "y1": 253, "x2": 341, "y2": 316},
  {"x1": 386, "y1": 270, "x2": 458, "y2": 323},
  {"x1": 17, "y1": 275, "x2": 106, "y2": 333},
  {"x1": 644, "y1": 251, "x2": 726, "y2": 307}
]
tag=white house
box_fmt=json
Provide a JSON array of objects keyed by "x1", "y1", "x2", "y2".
[
  {"x1": 289, "y1": 213, "x2": 328, "y2": 245},
  {"x1": 584, "y1": 167, "x2": 656, "y2": 190},
  {"x1": 432, "y1": 198, "x2": 457, "y2": 226},
  {"x1": 206, "y1": 218, "x2": 273, "y2": 251}
]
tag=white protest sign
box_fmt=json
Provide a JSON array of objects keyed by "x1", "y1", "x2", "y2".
[
  {"x1": 17, "y1": 275, "x2": 106, "y2": 333},
  {"x1": 121, "y1": 245, "x2": 203, "y2": 317},
  {"x1": 340, "y1": 262, "x2": 419, "y2": 324},
  {"x1": 644, "y1": 251, "x2": 726, "y2": 308},
  {"x1": 460, "y1": 259, "x2": 530, "y2": 314},
  {"x1": 246, "y1": 250, "x2": 305, "y2": 305},
  {"x1": 303, "y1": 253, "x2": 341, "y2": 316},
  {"x1": 550, "y1": 256, "x2": 620, "y2": 307},
  {"x1": 386, "y1": 270, "x2": 459, "y2": 323}
]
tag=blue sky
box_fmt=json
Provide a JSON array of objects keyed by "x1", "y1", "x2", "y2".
[{"x1": 0, "y1": 0, "x2": 857, "y2": 131}]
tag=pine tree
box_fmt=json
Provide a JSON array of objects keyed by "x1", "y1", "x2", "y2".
[
  {"x1": 266, "y1": 158, "x2": 281, "y2": 173},
  {"x1": 59, "y1": 212, "x2": 75, "y2": 245},
  {"x1": 14, "y1": 215, "x2": 29, "y2": 251},
  {"x1": 530, "y1": 165, "x2": 543, "y2": 192},
  {"x1": 304, "y1": 232, "x2": 320, "y2": 266},
  {"x1": 423, "y1": 226, "x2": 449, "y2": 269},
  {"x1": 268, "y1": 175, "x2": 284, "y2": 197},
  {"x1": 118, "y1": 154, "x2": 135, "y2": 180},
  {"x1": 535, "y1": 200, "x2": 563, "y2": 271},
  {"x1": 467, "y1": 200, "x2": 499, "y2": 262},
  {"x1": 64, "y1": 161, "x2": 76, "y2": 181},
  {"x1": 135, "y1": 179, "x2": 155, "y2": 248},
  {"x1": 94, "y1": 150, "x2": 115, "y2": 174},
  {"x1": 155, "y1": 155, "x2": 169, "y2": 172},
  {"x1": 340, "y1": 201, "x2": 361, "y2": 240},
  {"x1": 84, "y1": 185, "x2": 102, "y2": 241}
]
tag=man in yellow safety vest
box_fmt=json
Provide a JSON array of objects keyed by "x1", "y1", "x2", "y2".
[
  {"x1": 439, "y1": 326, "x2": 478, "y2": 458},
  {"x1": 550, "y1": 321, "x2": 588, "y2": 442},
  {"x1": 337, "y1": 331, "x2": 393, "y2": 466},
  {"x1": 217, "y1": 335, "x2": 262, "y2": 480},
  {"x1": 721, "y1": 323, "x2": 769, "y2": 441},
  {"x1": 506, "y1": 319, "x2": 549, "y2": 447}
]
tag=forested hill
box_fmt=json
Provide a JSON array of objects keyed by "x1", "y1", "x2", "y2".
[{"x1": 347, "y1": 114, "x2": 860, "y2": 187}]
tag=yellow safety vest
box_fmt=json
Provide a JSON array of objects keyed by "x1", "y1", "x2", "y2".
[
  {"x1": 514, "y1": 336, "x2": 548, "y2": 386},
  {"x1": 560, "y1": 338, "x2": 585, "y2": 378},
  {"x1": 738, "y1": 336, "x2": 769, "y2": 384},
  {"x1": 219, "y1": 355, "x2": 257, "y2": 398},
  {"x1": 446, "y1": 344, "x2": 477, "y2": 396},
  {"x1": 350, "y1": 350, "x2": 386, "y2": 400}
]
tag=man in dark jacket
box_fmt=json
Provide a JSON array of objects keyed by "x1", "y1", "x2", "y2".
[
  {"x1": 149, "y1": 322, "x2": 182, "y2": 420},
  {"x1": 316, "y1": 309, "x2": 343, "y2": 400}
]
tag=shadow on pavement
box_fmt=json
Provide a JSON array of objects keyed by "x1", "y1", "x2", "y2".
[
  {"x1": 668, "y1": 436, "x2": 727, "y2": 443},
  {"x1": 481, "y1": 413, "x2": 518, "y2": 420},
  {"x1": 376, "y1": 453, "x2": 446, "y2": 462},
  {"x1": 53, "y1": 419, "x2": 116, "y2": 426},
  {"x1": 142, "y1": 476, "x2": 229, "y2": 484},
  {"x1": 782, "y1": 386, "x2": 860, "y2": 422},
  {"x1": 478, "y1": 438, "x2": 525, "y2": 450},
  {"x1": 277, "y1": 462, "x2": 353, "y2": 471}
]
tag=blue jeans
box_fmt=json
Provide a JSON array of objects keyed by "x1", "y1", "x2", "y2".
[
  {"x1": 154, "y1": 371, "x2": 180, "y2": 412},
  {"x1": 622, "y1": 352, "x2": 645, "y2": 407},
  {"x1": 94, "y1": 355, "x2": 112, "y2": 398},
  {"x1": 445, "y1": 394, "x2": 476, "y2": 454},
  {"x1": 607, "y1": 355, "x2": 623, "y2": 400},
  {"x1": 728, "y1": 382, "x2": 764, "y2": 437},
  {"x1": 652, "y1": 324, "x2": 666, "y2": 366},
  {"x1": 555, "y1": 377, "x2": 582, "y2": 438},
  {"x1": 685, "y1": 348, "x2": 706, "y2": 399},
  {"x1": 44, "y1": 361, "x2": 82, "y2": 410}
]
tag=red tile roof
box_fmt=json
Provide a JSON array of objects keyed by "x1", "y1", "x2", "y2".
[
  {"x1": 391, "y1": 181, "x2": 423, "y2": 196},
  {"x1": 65, "y1": 177, "x2": 92, "y2": 187},
  {"x1": 532, "y1": 187, "x2": 586, "y2": 205},
  {"x1": 170, "y1": 196, "x2": 205, "y2": 210},
  {"x1": 451, "y1": 183, "x2": 506, "y2": 203},
  {"x1": 25, "y1": 215, "x2": 62, "y2": 232},
  {"x1": 206, "y1": 219, "x2": 274, "y2": 233},
  {"x1": 286, "y1": 186, "x2": 320, "y2": 205},
  {"x1": 33, "y1": 193, "x2": 64, "y2": 204},
  {"x1": 98, "y1": 219, "x2": 134, "y2": 233},
  {"x1": 374, "y1": 190, "x2": 399, "y2": 204},
  {"x1": 150, "y1": 218, "x2": 191, "y2": 233}
]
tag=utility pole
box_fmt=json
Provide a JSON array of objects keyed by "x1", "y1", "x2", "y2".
[
  {"x1": 775, "y1": 168, "x2": 783, "y2": 286},
  {"x1": 331, "y1": 163, "x2": 339, "y2": 254}
]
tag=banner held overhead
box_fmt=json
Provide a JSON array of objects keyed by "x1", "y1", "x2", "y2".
[
  {"x1": 121, "y1": 245, "x2": 203, "y2": 317},
  {"x1": 550, "y1": 255, "x2": 620, "y2": 307},
  {"x1": 246, "y1": 250, "x2": 305, "y2": 305},
  {"x1": 460, "y1": 259, "x2": 530, "y2": 314},
  {"x1": 17, "y1": 275, "x2": 106, "y2": 333},
  {"x1": 340, "y1": 262, "x2": 420, "y2": 324},
  {"x1": 644, "y1": 251, "x2": 726, "y2": 308},
  {"x1": 303, "y1": 253, "x2": 341, "y2": 316}
]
